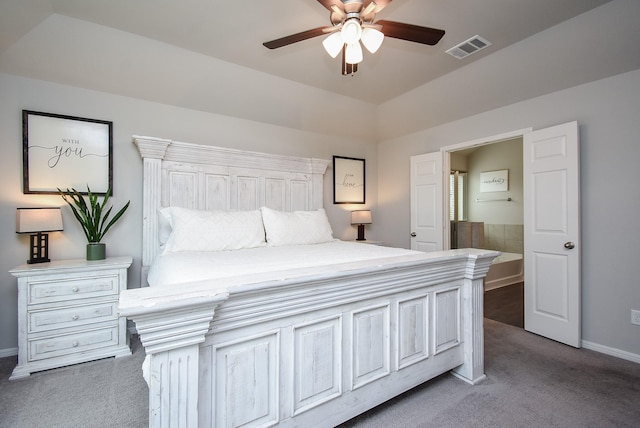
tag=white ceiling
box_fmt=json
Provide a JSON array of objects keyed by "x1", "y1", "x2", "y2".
[{"x1": 0, "y1": 0, "x2": 617, "y2": 105}]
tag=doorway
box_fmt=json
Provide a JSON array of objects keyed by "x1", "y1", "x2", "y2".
[
  {"x1": 411, "y1": 123, "x2": 581, "y2": 347},
  {"x1": 447, "y1": 137, "x2": 525, "y2": 328}
]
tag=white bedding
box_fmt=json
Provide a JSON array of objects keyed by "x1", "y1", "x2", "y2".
[{"x1": 147, "y1": 240, "x2": 419, "y2": 287}]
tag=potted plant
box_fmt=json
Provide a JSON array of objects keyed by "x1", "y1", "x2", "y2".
[{"x1": 59, "y1": 186, "x2": 130, "y2": 260}]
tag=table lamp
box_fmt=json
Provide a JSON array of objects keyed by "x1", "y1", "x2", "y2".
[
  {"x1": 16, "y1": 207, "x2": 64, "y2": 264},
  {"x1": 351, "y1": 210, "x2": 372, "y2": 241}
]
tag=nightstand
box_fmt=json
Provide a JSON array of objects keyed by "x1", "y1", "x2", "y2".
[
  {"x1": 352, "y1": 240, "x2": 384, "y2": 246},
  {"x1": 9, "y1": 256, "x2": 133, "y2": 380}
]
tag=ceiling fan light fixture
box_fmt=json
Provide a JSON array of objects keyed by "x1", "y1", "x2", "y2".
[
  {"x1": 323, "y1": 31, "x2": 344, "y2": 58},
  {"x1": 340, "y1": 19, "x2": 362, "y2": 45},
  {"x1": 345, "y1": 42, "x2": 363, "y2": 64},
  {"x1": 361, "y1": 27, "x2": 384, "y2": 53}
]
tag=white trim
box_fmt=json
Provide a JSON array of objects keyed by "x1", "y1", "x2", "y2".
[
  {"x1": 440, "y1": 127, "x2": 532, "y2": 153},
  {"x1": 582, "y1": 340, "x2": 640, "y2": 364},
  {"x1": 0, "y1": 347, "x2": 18, "y2": 358},
  {"x1": 440, "y1": 127, "x2": 532, "y2": 251}
]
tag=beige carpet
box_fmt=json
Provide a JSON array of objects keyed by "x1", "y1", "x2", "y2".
[{"x1": 1, "y1": 319, "x2": 639, "y2": 428}]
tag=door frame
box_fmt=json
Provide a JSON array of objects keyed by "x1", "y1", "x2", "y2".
[{"x1": 440, "y1": 128, "x2": 532, "y2": 249}]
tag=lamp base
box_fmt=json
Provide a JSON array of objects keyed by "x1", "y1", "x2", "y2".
[
  {"x1": 27, "y1": 233, "x2": 50, "y2": 264},
  {"x1": 356, "y1": 224, "x2": 366, "y2": 241}
]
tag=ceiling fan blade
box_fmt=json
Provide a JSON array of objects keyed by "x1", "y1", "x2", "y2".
[
  {"x1": 376, "y1": 20, "x2": 445, "y2": 45},
  {"x1": 263, "y1": 27, "x2": 327, "y2": 49},
  {"x1": 361, "y1": 0, "x2": 392, "y2": 22},
  {"x1": 317, "y1": 0, "x2": 345, "y2": 13}
]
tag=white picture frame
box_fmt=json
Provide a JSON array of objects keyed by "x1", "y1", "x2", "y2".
[{"x1": 480, "y1": 169, "x2": 509, "y2": 192}]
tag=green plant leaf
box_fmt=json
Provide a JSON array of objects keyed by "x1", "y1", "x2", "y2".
[{"x1": 58, "y1": 186, "x2": 130, "y2": 243}]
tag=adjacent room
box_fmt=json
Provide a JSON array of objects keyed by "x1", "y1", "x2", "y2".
[{"x1": 1, "y1": 1, "x2": 639, "y2": 427}]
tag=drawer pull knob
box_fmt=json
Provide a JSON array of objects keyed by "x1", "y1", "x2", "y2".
[
  {"x1": 72, "y1": 341, "x2": 79, "y2": 348},
  {"x1": 72, "y1": 315, "x2": 79, "y2": 321},
  {"x1": 72, "y1": 287, "x2": 79, "y2": 293}
]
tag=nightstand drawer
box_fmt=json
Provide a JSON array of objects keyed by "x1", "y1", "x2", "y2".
[
  {"x1": 29, "y1": 325, "x2": 119, "y2": 362},
  {"x1": 28, "y1": 274, "x2": 119, "y2": 305},
  {"x1": 29, "y1": 302, "x2": 118, "y2": 334}
]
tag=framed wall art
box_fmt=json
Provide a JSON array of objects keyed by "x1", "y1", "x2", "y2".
[
  {"x1": 333, "y1": 155, "x2": 365, "y2": 204},
  {"x1": 22, "y1": 110, "x2": 113, "y2": 195},
  {"x1": 480, "y1": 169, "x2": 509, "y2": 192}
]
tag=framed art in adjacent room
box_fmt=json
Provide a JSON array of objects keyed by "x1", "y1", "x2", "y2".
[
  {"x1": 22, "y1": 110, "x2": 113, "y2": 194},
  {"x1": 480, "y1": 169, "x2": 509, "y2": 193},
  {"x1": 333, "y1": 155, "x2": 365, "y2": 204}
]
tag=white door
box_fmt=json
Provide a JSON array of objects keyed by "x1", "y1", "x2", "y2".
[
  {"x1": 523, "y1": 121, "x2": 581, "y2": 347},
  {"x1": 410, "y1": 152, "x2": 443, "y2": 252}
]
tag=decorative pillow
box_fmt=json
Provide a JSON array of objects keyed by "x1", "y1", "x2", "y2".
[
  {"x1": 158, "y1": 209, "x2": 172, "y2": 250},
  {"x1": 161, "y1": 207, "x2": 266, "y2": 253},
  {"x1": 260, "y1": 207, "x2": 334, "y2": 246}
]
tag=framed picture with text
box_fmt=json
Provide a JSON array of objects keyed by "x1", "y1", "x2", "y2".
[
  {"x1": 333, "y1": 155, "x2": 365, "y2": 204},
  {"x1": 22, "y1": 110, "x2": 113, "y2": 195}
]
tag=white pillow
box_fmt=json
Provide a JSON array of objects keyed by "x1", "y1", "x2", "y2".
[
  {"x1": 261, "y1": 207, "x2": 334, "y2": 246},
  {"x1": 161, "y1": 207, "x2": 266, "y2": 253}
]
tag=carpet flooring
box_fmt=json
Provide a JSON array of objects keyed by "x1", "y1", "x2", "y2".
[{"x1": 1, "y1": 318, "x2": 639, "y2": 427}]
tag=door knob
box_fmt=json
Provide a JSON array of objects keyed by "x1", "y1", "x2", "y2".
[
  {"x1": 564, "y1": 241, "x2": 575, "y2": 249},
  {"x1": 410, "y1": 232, "x2": 417, "y2": 237}
]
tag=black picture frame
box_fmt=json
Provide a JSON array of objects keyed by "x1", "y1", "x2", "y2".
[
  {"x1": 333, "y1": 155, "x2": 365, "y2": 204},
  {"x1": 22, "y1": 110, "x2": 113, "y2": 195}
]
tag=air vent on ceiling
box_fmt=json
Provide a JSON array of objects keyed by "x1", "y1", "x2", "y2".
[{"x1": 446, "y1": 35, "x2": 492, "y2": 60}]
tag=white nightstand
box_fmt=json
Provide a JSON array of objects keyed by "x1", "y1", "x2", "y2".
[
  {"x1": 9, "y1": 256, "x2": 133, "y2": 380},
  {"x1": 352, "y1": 240, "x2": 384, "y2": 246}
]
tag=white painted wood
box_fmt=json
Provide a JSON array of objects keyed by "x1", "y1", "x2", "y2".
[
  {"x1": 119, "y1": 289, "x2": 228, "y2": 428},
  {"x1": 523, "y1": 121, "x2": 581, "y2": 347},
  {"x1": 124, "y1": 136, "x2": 499, "y2": 427},
  {"x1": 397, "y1": 295, "x2": 428, "y2": 369},
  {"x1": 121, "y1": 248, "x2": 497, "y2": 427},
  {"x1": 351, "y1": 304, "x2": 390, "y2": 389},
  {"x1": 293, "y1": 317, "x2": 342, "y2": 415},
  {"x1": 434, "y1": 287, "x2": 461, "y2": 354},
  {"x1": 410, "y1": 152, "x2": 444, "y2": 252},
  {"x1": 9, "y1": 257, "x2": 132, "y2": 380},
  {"x1": 133, "y1": 135, "x2": 330, "y2": 287}
]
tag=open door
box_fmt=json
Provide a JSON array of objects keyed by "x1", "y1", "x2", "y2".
[
  {"x1": 412, "y1": 123, "x2": 581, "y2": 347},
  {"x1": 410, "y1": 152, "x2": 443, "y2": 251},
  {"x1": 523, "y1": 121, "x2": 581, "y2": 347}
]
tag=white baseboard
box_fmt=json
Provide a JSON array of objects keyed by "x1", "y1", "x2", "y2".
[
  {"x1": 0, "y1": 347, "x2": 18, "y2": 358},
  {"x1": 582, "y1": 340, "x2": 640, "y2": 364}
]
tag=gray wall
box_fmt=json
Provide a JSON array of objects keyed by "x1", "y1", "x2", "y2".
[
  {"x1": 0, "y1": 73, "x2": 379, "y2": 353},
  {"x1": 377, "y1": 68, "x2": 640, "y2": 358}
]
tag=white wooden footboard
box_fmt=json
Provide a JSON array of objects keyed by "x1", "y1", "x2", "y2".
[{"x1": 120, "y1": 249, "x2": 497, "y2": 428}]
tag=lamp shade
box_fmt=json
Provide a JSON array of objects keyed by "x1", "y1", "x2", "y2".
[
  {"x1": 322, "y1": 31, "x2": 344, "y2": 58},
  {"x1": 345, "y1": 42, "x2": 363, "y2": 64},
  {"x1": 341, "y1": 19, "x2": 362, "y2": 45},
  {"x1": 16, "y1": 207, "x2": 63, "y2": 233},
  {"x1": 361, "y1": 28, "x2": 384, "y2": 53},
  {"x1": 351, "y1": 210, "x2": 372, "y2": 225}
]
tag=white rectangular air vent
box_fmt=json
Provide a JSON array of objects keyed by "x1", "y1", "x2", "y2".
[{"x1": 446, "y1": 35, "x2": 492, "y2": 60}]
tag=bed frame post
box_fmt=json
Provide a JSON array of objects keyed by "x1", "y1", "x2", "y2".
[
  {"x1": 452, "y1": 253, "x2": 495, "y2": 384},
  {"x1": 119, "y1": 292, "x2": 229, "y2": 428},
  {"x1": 310, "y1": 158, "x2": 328, "y2": 210},
  {"x1": 133, "y1": 136, "x2": 171, "y2": 286}
]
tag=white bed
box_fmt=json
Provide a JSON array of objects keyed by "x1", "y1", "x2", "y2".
[{"x1": 118, "y1": 136, "x2": 498, "y2": 428}]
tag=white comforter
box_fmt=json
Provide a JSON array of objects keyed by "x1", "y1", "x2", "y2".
[{"x1": 148, "y1": 240, "x2": 420, "y2": 287}]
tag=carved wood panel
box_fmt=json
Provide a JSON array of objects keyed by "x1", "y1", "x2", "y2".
[
  {"x1": 293, "y1": 316, "x2": 342, "y2": 415},
  {"x1": 351, "y1": 304, "x2": 390, "y2": 389},
  {"x1": 397, "y1": 295, "x2": 429, "y2": 369},
  {"x1": 214, "y1": 332, "x2": 279, "y2": 428},
  {"x1": 434, "y1": 286, "x2": 461, "y2": 354}
]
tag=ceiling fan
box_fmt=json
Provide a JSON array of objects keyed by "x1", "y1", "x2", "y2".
[{"x1": 263, "y1": 0, "x2": 445, "y2": 75}]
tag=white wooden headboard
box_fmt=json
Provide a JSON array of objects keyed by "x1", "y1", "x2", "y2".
[{"x1": 134, "y1": 135, "x2": 330, "y2": 285}]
